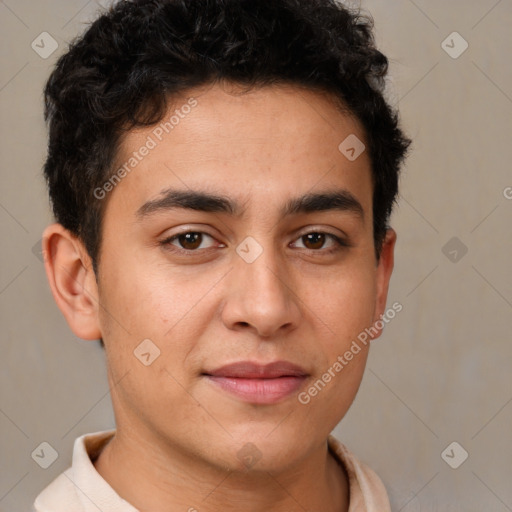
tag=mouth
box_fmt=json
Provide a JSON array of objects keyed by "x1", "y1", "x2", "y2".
[{"x1": 202, "y1": 361, "x2": 309, "y2": 405}]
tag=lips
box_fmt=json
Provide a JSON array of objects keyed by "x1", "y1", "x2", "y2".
[
  {"x1": 203, "y1": 361, "x2": 308, "y2": 404},
  {"x1": 205, "y1": 360, "x2": 308, "y2": 379}
]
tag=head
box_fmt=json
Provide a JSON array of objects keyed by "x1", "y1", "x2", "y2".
[{"x1": 42, "y1": 0, "x2": 410, "y2": 473}]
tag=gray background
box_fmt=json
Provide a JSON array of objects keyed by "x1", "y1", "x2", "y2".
[{"x1": 1, "y1": 0, "x2": 511, "y2": 510}]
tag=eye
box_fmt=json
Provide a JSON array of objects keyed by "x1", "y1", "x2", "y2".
[
  {"x1": 291, "y1": 232, "x2": 347, "y2": 252},
  {"x1": 162, "y1": 232, "x2": 219, "y2": 251}
]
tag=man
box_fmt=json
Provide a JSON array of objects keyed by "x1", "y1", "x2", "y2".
[{"x1": 34, "y1": 0, "x2": 411, "y2": 510}]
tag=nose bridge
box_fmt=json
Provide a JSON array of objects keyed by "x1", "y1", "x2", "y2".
[
  {"x1": 245, "y1": 252, "x2": 285, "y2": 299},
  {"x1": 237, "y1": 238, "x2": 289, "y2": 305},
  {"x1": 222, "y1": 236, "x2": 300, "y2": 336}
]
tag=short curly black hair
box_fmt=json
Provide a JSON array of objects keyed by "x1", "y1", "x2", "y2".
[{"x1": 43, "y1": 0, "x2": 411, "y2": 270}]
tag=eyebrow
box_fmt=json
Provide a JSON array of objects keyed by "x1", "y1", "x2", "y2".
[
  {"x1": 136, "y1": 188, "x2": 364, "y2": 220},
  {"x1": 283, "y1": 191, "x2": 364, "y2": 219},
  {"x1": 137, "y1": 189, "x2": 239, "y2": 218}
]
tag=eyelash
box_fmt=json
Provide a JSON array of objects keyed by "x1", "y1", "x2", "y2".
[
  {"x1": 291, "y1": 232, "x2": 349, "y2": 254},
  {"x1": 160, "y1": 230, "x2": 349, "y2": 255}
]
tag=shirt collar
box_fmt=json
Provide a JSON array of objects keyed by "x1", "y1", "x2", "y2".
[{"x1": 68, "y1": 430, "x2": 139, "y2": 512}]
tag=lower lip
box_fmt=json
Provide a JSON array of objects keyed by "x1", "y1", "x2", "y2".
[{"x1": 205, "y1": 375, "x2": 307, "y2": 404}]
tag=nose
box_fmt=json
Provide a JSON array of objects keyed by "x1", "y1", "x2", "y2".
[{"x1": 220, "y1": 244, "x2": 302, "y2": 339}]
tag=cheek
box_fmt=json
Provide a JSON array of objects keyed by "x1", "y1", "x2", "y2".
[
  {"x1": 96, "y1": 252, "x2": 218, "y2": 384},
  {"x1": 292, "y1": 264, "x2": 375, "y2": 414},
  {"x1": 307, "y1": 265, "x2": 377, "y2": 348},
  {"x1": 97, "y1": 251, "x2": 196, "y2": 336}
]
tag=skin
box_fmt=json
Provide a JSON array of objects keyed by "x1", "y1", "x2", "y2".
[{"x1": 43, "y1": 82, "x2": 396, "y2": 512}]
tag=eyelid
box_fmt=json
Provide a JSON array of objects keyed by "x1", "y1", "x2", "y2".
[
  {"x1": 293, "y1": 226, "x2": 350, "y2": 243},
  {"x1": 159, "y1": 224, "x2": 222, "y2": 241},
  {"x1": 290, "y1": 231, "x2": 349, "y2": 251},
  {"x1": 162, "y1": 231, "x2": 223, "y2": 248}
]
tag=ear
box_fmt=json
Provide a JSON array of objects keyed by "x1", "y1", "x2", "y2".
[
  {"x1": 42, "y1": 223, "x2": 102, "y2": 340},
  {"x1": 370, "y1": 228, "x2": 397, "y2": 341}
]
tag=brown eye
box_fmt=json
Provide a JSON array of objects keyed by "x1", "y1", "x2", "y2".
[
  {"x1": 291, "y1": 231, "x2": 347, "y2": 253},
  {"x1": 161, "y1": 231, "x2": 222, "y2": 254},
  {"x1": 302, "y1": 233, "x2": 326, "y2": 250},
  {"x1": 176, "y1": 232, "x2": 203, "y2": 250}
]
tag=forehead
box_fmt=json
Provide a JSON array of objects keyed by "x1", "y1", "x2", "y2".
[{"x1": 108, "y1": 83, "x2": 373, "y2": 216}]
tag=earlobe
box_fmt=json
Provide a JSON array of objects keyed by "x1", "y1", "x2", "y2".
[
  {"x1": 42, "y1": 223, "x2": 102, "y2": 340},
  {"x1": 370, "y1": 228, "x2": 397, "y2": 341}
]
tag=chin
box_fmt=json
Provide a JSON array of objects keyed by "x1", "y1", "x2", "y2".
[{"x1": 211, "y1": 428, "x2": 309, "y2": 474}]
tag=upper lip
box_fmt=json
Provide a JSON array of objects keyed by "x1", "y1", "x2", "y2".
[{"x1": 204, "y1": 361, "x2": 308, "y2": 379}]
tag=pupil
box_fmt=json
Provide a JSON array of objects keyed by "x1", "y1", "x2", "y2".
[
  {"x1": 180, "y1": 233, "x2": 202, "y2": 249},
  {"x1": 305, "y1": 233, "x2": 325, "y2": 249}
]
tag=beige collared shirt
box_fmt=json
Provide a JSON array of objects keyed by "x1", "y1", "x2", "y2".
[{"x1": 33, "y1": 430, "x2": 391, "y2": 511}]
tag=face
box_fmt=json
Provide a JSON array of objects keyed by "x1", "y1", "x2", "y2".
[{"x1": 89, "y1": 83, "x2": 394, "y2": 472}]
